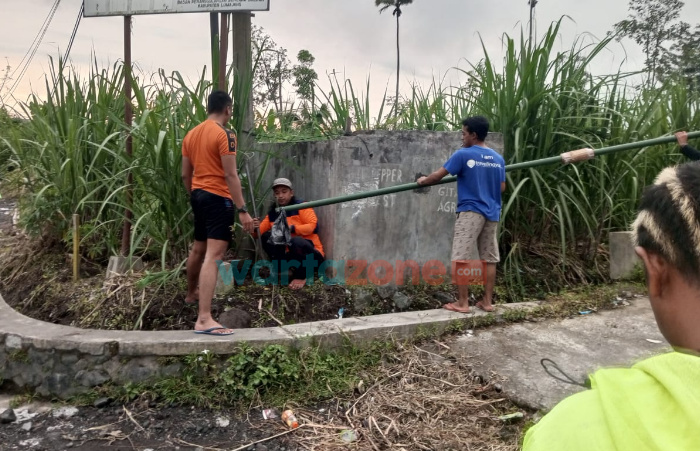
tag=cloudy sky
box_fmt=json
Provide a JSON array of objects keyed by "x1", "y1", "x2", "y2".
[{"x1": 2, "y1": 0, "x2": 700, "y2": 115}]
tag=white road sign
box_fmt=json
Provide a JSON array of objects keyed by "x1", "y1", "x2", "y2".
[{"x1": 83, "y1": 0, "x2": 270, "y2": 17}]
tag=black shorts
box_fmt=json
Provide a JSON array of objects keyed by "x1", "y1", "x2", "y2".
[{"x1": 190, "y1": 189, "x2": 235, "y2": 242}]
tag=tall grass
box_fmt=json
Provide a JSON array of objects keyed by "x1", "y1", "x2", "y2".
[
  {"x1": 3, "y1": 18, "x2": 699, "y2": 300},
  {"x1": 1, "y1": 57, "x2": 279, "y2": 269},
  {"x1": 311, "y1": 19, "x2": 700, "y2": 296},
  {"x1": 459, "y1": 21, "x2": 700, "y2": 295}
]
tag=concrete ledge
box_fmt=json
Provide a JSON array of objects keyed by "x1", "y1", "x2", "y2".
[
  {"x1": 0, "y1": 291, "x2": 539, "y2": 398},
  {"x1": 610, "y1": 231, "x2": 641, "y2": 279}
]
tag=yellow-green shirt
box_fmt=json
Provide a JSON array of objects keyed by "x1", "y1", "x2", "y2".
[{"x1": 523, "y1": 352, "x2": 700, "y2": 451}]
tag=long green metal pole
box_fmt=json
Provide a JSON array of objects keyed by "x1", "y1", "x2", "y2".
[{"x1": 279, "y1": 132, "x2": 700, "y2": 212}]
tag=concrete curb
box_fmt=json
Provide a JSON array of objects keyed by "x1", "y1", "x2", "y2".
[
  {"x1": 0, "y1": 292, "x2": 540, "y2": 398},
  {"x1": 0, "y1": 293, "x2": 540, "y2": 355}
]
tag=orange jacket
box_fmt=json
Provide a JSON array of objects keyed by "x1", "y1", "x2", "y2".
[{"x1": 259, "y1": 201, "x2": 324, "y2": 257}]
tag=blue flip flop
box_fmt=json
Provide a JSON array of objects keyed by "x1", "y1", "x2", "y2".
[{"x1": 194, "y1": 327, "x2": 234, "y2": 336}]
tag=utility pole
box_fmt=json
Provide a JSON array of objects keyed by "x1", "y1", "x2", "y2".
[
  {"x1": 210, "y1": 12, "x2": 220, "y2": 89},
  {"x1": 528, "y1": 0, "x2": 538, "y2": 46},
  {"x1": 231, "y1": 12, "x2": 253, "y2": 141},
  {"x1": 219, "y1": 13, "x2": 229, "y2": 92},
  {"x1": 120, "y1": 15, "x2": 133, "y2": 257}
]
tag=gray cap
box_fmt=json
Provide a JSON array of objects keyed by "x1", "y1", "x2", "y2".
[{"x1": 272, "y1": 178, "x2": 293, "y2": 189}]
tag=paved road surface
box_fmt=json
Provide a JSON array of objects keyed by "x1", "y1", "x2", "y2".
[{"x1": 448, "y1": 296, "x2": 668, "y2": 410}]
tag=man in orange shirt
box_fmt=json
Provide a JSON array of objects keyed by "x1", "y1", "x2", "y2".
[
  {"x1": 181, "y1": 90, "x2": 254, "y2": 335},
  {"x1": 253, "y1": 178, "x2": 325, "y2": 289}
]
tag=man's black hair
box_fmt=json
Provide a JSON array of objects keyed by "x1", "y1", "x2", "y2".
[
  {"x1": 632, "y1": 161, "x2": 700, "y2": 287},
  {"x1": 207, "y1": 90, "x2": 233, "y2": 114},
  {"x1": 462, "y1": 116, "x2": 489, "y2": 141}
]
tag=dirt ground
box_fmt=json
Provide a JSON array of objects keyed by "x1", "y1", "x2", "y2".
[
  {"x1": 0, "y1": 343, "x2": 524, "y2": 451},
  {"x1": 0, "y1": 400, "x2": 311, "y2": 451},
  {"x1": 0, "y1": 214, "x2": 460, "y2": 332}
]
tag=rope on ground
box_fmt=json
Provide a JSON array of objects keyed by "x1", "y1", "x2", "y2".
[{"x1": 540, "y1": 358, "x2": 590, "y2": 388}]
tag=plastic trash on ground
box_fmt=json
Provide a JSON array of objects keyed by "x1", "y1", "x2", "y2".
[
  {"x1": 340, "y1": 429, "x2": 358, "y2": 443},
  {"x1": 262, "y1": 408, "x2": 279, "y2": 420},
  {"x1": 281, "y1": 409, "x2": 299, "y2": 428},
  {"x1": 498, "y1": 412, "x2": 524, "y2": 421}
]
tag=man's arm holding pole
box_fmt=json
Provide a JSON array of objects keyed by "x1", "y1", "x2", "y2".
[
  {"x1": 417, "y1": 167, "x2": 450, "y2": 186},
  {"x1": 675, "y1": 131, "x2": 700, "y2": 161}
]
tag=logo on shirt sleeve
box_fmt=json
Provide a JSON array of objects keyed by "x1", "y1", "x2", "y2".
[{"x1": 227, "y1": 131, "x2": 237, "y2": 153}]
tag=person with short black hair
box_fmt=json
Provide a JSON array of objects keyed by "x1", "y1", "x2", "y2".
[
  {"x1": 181, "y1": 90, "x2": 254, "y2": 335},
  {"x1": 417, "y1": 116, "x2": 506, "y2": 313},
  {"x1": 523, "y1": 161, "x2": 700, "y2": 451}
]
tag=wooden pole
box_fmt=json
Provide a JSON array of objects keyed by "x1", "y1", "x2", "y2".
[
  {"x1": 219, "y1": 13, "x2": 229, "y2": 92},
  {"x1": 210, "y1": 12, "x2": 220, "y2": 89},
  {"x1": 120, "y1": 15, "x2": 133, "y2": 256},
  {"x1": 73, "y1": 214, "x2": 80, "y2": 281},
  {"x1": 528, "y1": 0, "x2": 538, "y2": 45},
  {"x1": 231, "y1": 12, "x2": 253, "y2": 140}
]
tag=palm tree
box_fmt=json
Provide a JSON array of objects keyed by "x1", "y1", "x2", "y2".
[{"x1": 375, "y1": 0, "x2": 413, "y2": 118}]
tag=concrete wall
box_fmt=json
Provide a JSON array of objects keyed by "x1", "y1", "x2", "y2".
[
  {"x1": 254, "y1": 131, "x2": 504, "y2": 278},
  {"x1": 610, "y1": 231, "x2": 641, "y2": 279}
]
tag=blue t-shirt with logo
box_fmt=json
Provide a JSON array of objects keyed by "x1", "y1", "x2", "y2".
[{"x1": 443, "y1": 145, "x2": 506, "y2": 221}]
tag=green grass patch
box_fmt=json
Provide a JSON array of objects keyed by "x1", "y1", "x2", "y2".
[
  {"x1": 8, "y1": 349, "x2": 29, "y2": 363},
  {"x1": 83, "y1": 339, "x2": 394, "y2": 411}
]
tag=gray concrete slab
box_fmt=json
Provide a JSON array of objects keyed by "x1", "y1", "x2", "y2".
[{"x1": 448, "y1": 296, "x2": 670, "y2": 411}]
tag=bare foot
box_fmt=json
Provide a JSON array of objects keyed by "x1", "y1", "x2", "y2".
[
  {"x1": 443, "y1": 302, "x2": 471, "y2": 313},
  {"x1": 185, "y1": 287, "x2": 199, "y2": 305},
  {"x1": 476, "y1": 301, "x2": 494, "y2": 312},
  {"x1": 289, "y1": 279, "x2": 307, "y2": 290}
]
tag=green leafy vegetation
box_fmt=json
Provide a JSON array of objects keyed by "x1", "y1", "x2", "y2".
[{"x1": 0, "y1": 17, "x2": 695, "y2": 303}]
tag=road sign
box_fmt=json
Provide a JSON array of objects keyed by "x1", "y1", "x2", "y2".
[{"x1": 83, "y1": 0, "x2": 270, "y2": 17}]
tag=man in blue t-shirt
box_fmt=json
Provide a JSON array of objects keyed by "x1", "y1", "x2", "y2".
[{"x1": 417, "y1": 116, "x2": 506, "y2": 313}]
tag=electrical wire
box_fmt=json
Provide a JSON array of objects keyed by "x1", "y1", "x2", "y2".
[
  {"x1": 63, "y1": 2, "x2": 84, "y2": 62},
  {"x1": 3, "y1": 0, "x2": 62, "y2": 102}
]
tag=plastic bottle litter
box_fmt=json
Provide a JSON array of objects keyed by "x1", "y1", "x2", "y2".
[
  {"x1": 498, "y1": 412, "x2": 524, "y2": 422},
  {"x1": 281, "y1": 410, "x2": 299, "y2": 429}
]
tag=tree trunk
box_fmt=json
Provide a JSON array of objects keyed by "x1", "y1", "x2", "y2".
[{"x1": 395, "y1": 12, "x2": 400, "y2": 120}]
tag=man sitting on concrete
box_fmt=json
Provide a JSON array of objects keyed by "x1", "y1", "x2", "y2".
[
  {"x1": 253, "y1": 178, "x2": 325, "y2": 289},
  {"x1": 523, "y1": 161, "x2": 700, "y2": 450}
]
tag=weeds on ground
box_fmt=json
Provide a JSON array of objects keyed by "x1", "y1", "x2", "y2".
[{"x1": 86, "y1": 339, "x2": 394, "y2": 411}]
